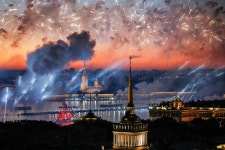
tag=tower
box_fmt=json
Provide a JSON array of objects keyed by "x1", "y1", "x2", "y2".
[
  {"x1": 80, "y1": 60, "x2": 88, "y2": 93},
  {"x1": 112, "y1": 57, "x2": 149, "y2": 150}
]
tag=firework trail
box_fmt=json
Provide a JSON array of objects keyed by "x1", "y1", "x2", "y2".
[{"x1": 0, "y1": 87, "x2": 13, "y2": 122}]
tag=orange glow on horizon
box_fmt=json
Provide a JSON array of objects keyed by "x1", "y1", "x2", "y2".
[
  {"x1": 1, "y1": 41, "x2": 225, "y2": 71},
  {"x1": 0, "y1": 54, "x2": 26, "y2": 70},
  {"x1": 0, "y1": 0, "x2": 225, "y2": 71}
]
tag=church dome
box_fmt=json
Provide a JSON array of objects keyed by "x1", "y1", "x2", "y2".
[
  {"x1": 80, "y1": 110, "x2": 100, "y2": 121},
  {"x1": 171, "y1": 95, "x2": 184, "y2": 109},
  {"x1": 120, "y1": 110, "x2": 142, "y2": 124}
]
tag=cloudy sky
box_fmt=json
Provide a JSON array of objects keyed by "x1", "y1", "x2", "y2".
[{"x1": 0, "y1": 0, "x2": 224, "y2": 70}]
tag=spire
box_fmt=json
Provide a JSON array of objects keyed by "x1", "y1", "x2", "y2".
[
  {"x1": 80, "y1": 60, "x2": 88, "y2": 92},
  {"x1": 127, "y1": 56, "x2": 134, "y2": 107},
  {"x1": 126, "y1": 56, "x2": 134, "y2": 114},
  {"x1": 83, "y1": 60, "x2": 87, "y2": 74},
  {"x1": 84, "y1": 60, "x2": 86, "y2": 68}
]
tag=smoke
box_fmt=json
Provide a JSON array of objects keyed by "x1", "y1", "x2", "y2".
[
  {"x1": 96, "y1": 61, "x2": 125, "y2": 79},
  {"x1": 1, "y1": 0, "x2": 225, "y2": 69},
  {"x1": 67, "y1": 31, "x2": 95, "y2": 61},
  {"x1": 27, "y1": 40, "x2": 69, "y2": 75},
  {"x1": 115, "y1": 67, "x2": 225, "y2": 104},
  {"x1": 12, "y1": 31, "x2": 95, "y2": 104},
  {"x1": 0, "y1": 28, "x2": 7, "y2": 34},
  {"x1": 186, "y1": 68, "x2": 225, "y2": 101},
  {"x1": 11, "y1": 0, "x2": 63, "y2": 47},
  {"x1": 27, "y1": 31, "x2": 95, "y2": 75}
]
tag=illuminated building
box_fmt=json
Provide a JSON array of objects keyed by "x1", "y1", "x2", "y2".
[
  {"x1": 80, "y1": 61, "x2": 89, "y2": 93},
  {"x1": 112, "y1": 57, "x2": 148, "y2": 150},
  {"x1": 170, "y1": 95, "x2": 184, "y2": 109},
  {"x1": 149, "y1": 96, "x2": 225, "y2": 122},
  {"x1": 80, "y1": 61, "x2": 102, "y2": 93}
]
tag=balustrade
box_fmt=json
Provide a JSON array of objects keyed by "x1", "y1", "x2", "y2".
[{"x1": 113, "y1": 123, "x2": 148, "y2": 131}]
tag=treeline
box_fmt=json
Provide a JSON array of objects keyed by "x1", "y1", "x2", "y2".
[
  {"x1": 145, "y1": 117, "x2": 225, "y2": 150},
  {"x1": 0, "y1": 119, "x2": 113, "y2": 150},
  {"x1": 1, "y1": 117, "x2": 225, "y2": 150}
]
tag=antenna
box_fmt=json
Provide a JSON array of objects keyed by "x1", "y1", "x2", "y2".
[
  {"x1": 89, "y1": 92, "x2": 91, "y2": 110},
  {"x1": 129, "y1": 55, "x2": 141, "y2": 67},
  {"x1": 129, "y1": 55, "x2": 141, "y2": 59},
  {"x1": 84, "y1": 60, "x2": 86, "y2": 68}
]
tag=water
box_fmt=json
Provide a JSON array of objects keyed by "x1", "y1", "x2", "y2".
[
  {"x1": 0, "y1": 98, "x2": 150, "y2": 123},
  {"x1": 76, "y1": 108, "x2": 149, "y2": 123}
]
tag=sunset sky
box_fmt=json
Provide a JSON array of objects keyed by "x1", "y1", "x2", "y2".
[{"x1": 0, "y1": 0, "x2": 224, "y2": 70}]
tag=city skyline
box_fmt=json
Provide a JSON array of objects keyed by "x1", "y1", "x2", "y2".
[
  {"x1": 0, "y1": 0, "x2": 224, "y2": 116},
  {"x1": 0, "y1": 0, "x2": 224, "y2": 70},
  {"x1": 1, "y1": 1, "x2": 225, "y2": 148}
]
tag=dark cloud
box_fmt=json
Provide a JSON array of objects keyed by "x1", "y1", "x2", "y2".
[
  {"x1": 214, "y1": 6, "x2": 224, "y2": 16},
  {"x1": 205, "y1": 1, "x2": 218, "y2": 8},
  {"x1": 27, "y1": 31, "x2": 95, "y2": 75},
  {"x1": 8, "y1": 4, "x2": 14, "y2": 7},
  {"x1": 12, "y1": 0, "x2": 62, "y2": 47},
  {"x1": 0, "y1": 28, "x2": 7, "y2": 34},
  {"x1": 27, "y1": 40, "x2": 69, "y2": 74},
  {"x1": 17, "y1": 25, "x2": 25, "y2": 32},
  {"x1": 67, "y1": 31, "x2": 95, "y2": 61}
]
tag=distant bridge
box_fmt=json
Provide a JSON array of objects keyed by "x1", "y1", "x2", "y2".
[
  {"x1": 115, "y1": 92, "x2": 197, "y2": 99},
  {"x1": 19, "y1": 105, "x2": 149, "y2": 116},
  {"x1": 149, "y1": 92, "x2": 197, "y2": 96}
]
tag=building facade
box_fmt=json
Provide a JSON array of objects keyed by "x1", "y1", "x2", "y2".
[
  {"x1": 80, "y1": 61, "x2": 102, "y2": 93},
  {"x1": 149, "y1": 97, "x2": 225, "y2": 122}
]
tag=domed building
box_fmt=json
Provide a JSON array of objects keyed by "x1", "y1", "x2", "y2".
[
  {"x1": 112, "y1": 57, "x2": 149, "y2": 150},
  {"x1": 79, "y1": 109, "x2": 101, "y2": 121},
  {"x1": 170, "y1": 95, "x2": 184, "y2": 109}
]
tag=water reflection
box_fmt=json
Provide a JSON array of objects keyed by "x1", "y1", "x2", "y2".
[
  {"x1": 1, "y1": 99, "x2": 150, "y2": 123},
  {"x1": 70, "y1": 109, "x2": 148, "y2": 123}
]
